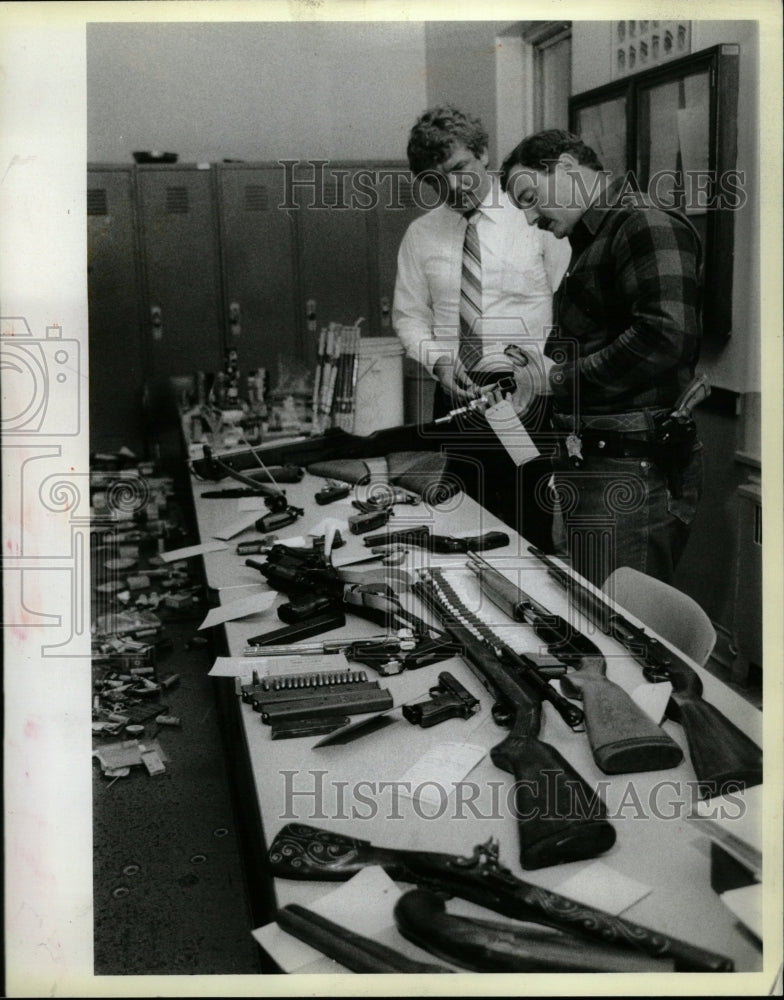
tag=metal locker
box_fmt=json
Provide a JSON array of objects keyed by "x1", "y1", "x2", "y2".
[
  {"x1": 87, "y1": 165, "x2": 146, "y2": 453},
  {"x1": 216, "y1": 163, "x2": 300, "y2": 383},
  {"x1": 135, "y1": 165, "x2": 224, "y2": 379},
  {"x1": 293, "y1": 161, "x2": 373, "y2": 368}
]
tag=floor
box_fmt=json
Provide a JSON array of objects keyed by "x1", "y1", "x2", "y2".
[
  {"x1": 92, "y1": 614, "x2": 264, "y2": 976},
  {"x1": 91, "y1": 459, "x2": 265, "y2": 978}
]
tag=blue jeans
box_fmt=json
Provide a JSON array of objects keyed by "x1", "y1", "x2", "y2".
[{"x1": 551, "y1": 443, "x2": 703, "y2": 586}]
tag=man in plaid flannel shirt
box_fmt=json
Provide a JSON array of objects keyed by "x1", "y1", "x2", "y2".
[{"x1": 500, "y1": 129, "x2": 703, "y2": 586}]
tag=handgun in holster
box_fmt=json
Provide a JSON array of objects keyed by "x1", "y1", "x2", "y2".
[{"x1": 652, "y1": 374, "x2": 710, "y2": 498}]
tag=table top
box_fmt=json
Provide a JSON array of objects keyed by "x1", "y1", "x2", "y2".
[{"x1": 185, "y1": 463, "x2": 764, "y2": 978}]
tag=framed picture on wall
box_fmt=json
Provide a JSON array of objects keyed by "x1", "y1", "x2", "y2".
[{"x1": 570, "y1": 43, "x2": 740, "y2": 340}]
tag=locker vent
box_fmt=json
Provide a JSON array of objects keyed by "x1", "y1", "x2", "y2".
[
  {"x1": 398, "y1": 181, "x2": 416, "y2": 209},
  {"x1": 754, "y1": 501, "x2": 762, "y2": 545},
  {"x1": 244, "y1": 185, "x2": 269, "y2": 211},
  {"x1": 87, "y1": 188, "x2": 108, "y2": 216},
  {"x1": 165, "y1": 186, "x2": 189, "y2": 214}
]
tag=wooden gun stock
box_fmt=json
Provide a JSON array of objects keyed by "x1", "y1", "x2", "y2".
[
  {"x1": 447, "y1": 624, "x2": 615, "y2": 869},
  {"x1": 467, "y1": 554, "x2": 683, "y2": 775}
]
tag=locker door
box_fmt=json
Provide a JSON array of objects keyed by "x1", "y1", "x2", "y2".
[
  {"x1": 294, "y1": 162, "x2": 372, "y2": 368},
  {"x1": 217, "y1": 164, "x2": 300, "y2": 382},
  {"x1": 87, "y1": 166, "x2": 146, "y2": 454},
  {"x1": 136, "y1": 166, "x2": 224, "y2": 379}
]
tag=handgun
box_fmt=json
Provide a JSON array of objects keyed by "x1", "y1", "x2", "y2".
[{"x1": 402, "y1": 671, "x2": 480, "y2": 728}]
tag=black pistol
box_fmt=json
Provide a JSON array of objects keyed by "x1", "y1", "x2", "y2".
[{"x1": 402, "y1": 671, "x2": 480, "y2": 728}]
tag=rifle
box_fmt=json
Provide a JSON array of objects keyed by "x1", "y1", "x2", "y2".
[
  {"x1": 528, "y1": 546, "x2": 762, "y2": 798},
  {"x1": 393, "y1": 889, "x2": 674, "y2": 973},
  {"x1": 266, "y1": 823, "x2": 733, "y2": 971},
  {"x1": 188, "y1": 408, "x2": 505, "y2": 483},
  {"x1": 466, "y1": 552, "x2": 684, "y2": 775},
  {"x1": 413, "y1": 568, "x2": 616, "y2": 870}
]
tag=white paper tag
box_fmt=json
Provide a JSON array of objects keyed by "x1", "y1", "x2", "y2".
[
  {"x1": 483, "y1": 397, "x2": 540, "y2": 466},
  {"x1": 212, "y1": 510, "x2": 263, "y2": 540},
  {"x1": 198, "y1": 590, "x2": 277, "y2": 630},
  {"x1": 398, "y1": 742, "x2": 487, "y2": 805},
  {"x1": 630, "y1": 680, "x2": 673, "y2": 725},
  {"x1": 160, "y1": 540, "x2": 228, "y2": 562},
  {"x1": 555, "y1": 860, "x2": 652, "y2": 915}
]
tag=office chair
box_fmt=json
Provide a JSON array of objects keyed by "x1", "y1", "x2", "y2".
[{"x1": 601, "y1": 566, "x2": 717, "y2": 667}]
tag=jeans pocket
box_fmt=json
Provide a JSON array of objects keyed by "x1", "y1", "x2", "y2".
[{"x1": 666, "y1": 443, "x2": 704, "y2": 525}]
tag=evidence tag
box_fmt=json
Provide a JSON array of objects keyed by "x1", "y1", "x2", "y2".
[{"x1": 483, "y1": 397, "x2": 541, "y2": 466}]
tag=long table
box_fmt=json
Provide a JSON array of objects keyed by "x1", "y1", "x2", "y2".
[{"x1": 185, "y1": 459, "x2": 763, "y2": 980}]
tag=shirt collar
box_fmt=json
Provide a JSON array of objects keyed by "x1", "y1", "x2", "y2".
[
  {"x1": 456, "y1": 177, "x2": 503, "y2": 225},
  {"x1": 576, "y1": 174, "x2": 622, "y2": 237}
]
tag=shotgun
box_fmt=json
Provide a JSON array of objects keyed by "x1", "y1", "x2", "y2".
[
  {"x1": 528, "y1": 546, "x2": 762, "y2": 798},
  {"x1": 413, "y1": 568, "x2": 617, "y2": 870},
  {"x1": 266, "y1": 823, "x2": 733, "y2": 971},
  {"x1": 466, "y1": 552, "x2": 684, "y2": 775}
]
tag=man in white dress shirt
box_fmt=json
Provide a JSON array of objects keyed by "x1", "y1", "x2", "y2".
[{"x1": 393, "y1": 105, "x2": 570, "y2": 548}]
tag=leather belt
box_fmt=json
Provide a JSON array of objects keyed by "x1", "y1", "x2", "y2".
[{"x1": 574, "y1": 431, "x2": 655, "y2": 460}]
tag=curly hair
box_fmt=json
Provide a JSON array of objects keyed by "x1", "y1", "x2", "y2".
[
  {"x1": 406, "y1": 105, "x2": 490, "y2": 178},
  {"x1": 500, "y1": 129, "x2": 604, "y2": 190}
]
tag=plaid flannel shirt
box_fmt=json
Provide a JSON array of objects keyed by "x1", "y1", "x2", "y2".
[{"x1": 547, "y1": 177, "x2": 702, "y2": 418}]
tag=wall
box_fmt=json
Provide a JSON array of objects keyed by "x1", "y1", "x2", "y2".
[
  {"x1": 572, "y1": 20, "x2": 762, "y2": 647},
  {"x1": 424, "y1": 21, "x2": 517, "y2": 168},
  {"x1": 87, "y1": 21, "x2": 427, "y2": 163}
]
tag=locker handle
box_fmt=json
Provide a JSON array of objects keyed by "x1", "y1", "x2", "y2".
[
  {"x1": 151, "y1": 305, "x2": 163, "y2": 341},
  {"x1": 380, "y1": 295, "x2": 391, "y2": 328},
  {"x1": 229, "y1": 301, "x2": 241, "y2": 338}
]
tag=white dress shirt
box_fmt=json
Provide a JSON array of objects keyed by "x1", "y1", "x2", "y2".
[{"x1": 392, "y1": 180, "x2": 571, "y2": 376}]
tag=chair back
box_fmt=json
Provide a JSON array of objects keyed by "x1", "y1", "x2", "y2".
[{"x1": 602, "y1": 566, "x2": 717, "y2": 667}]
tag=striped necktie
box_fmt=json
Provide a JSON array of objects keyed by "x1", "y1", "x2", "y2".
[{"x1": 459, "y1": 208, "x2": 483, "y2": 370}]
